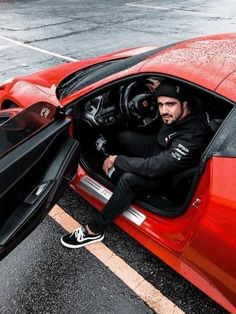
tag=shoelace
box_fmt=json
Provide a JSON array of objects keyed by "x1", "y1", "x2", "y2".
[{"x1": 72, "y1": 227, "x2": 85, "y2": 243}]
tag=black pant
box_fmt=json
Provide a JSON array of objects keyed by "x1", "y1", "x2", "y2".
[{"x1": 88, "y1": 131, "x2": 163, "y2": 233}]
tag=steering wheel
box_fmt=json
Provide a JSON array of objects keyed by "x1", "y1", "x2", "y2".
[{"x1": 120, "y1": 82, "x2": 158, "y2": 127}]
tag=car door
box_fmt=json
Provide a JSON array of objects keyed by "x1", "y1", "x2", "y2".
[{"x1": 0, "y1": 102, "x2": 80, "y2": 260}]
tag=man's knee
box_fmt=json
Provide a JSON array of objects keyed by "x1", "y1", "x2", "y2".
[{"x1": 118, "y1": 172, "x2": 140, "y2": 191}]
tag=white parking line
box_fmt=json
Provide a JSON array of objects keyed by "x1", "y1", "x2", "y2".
[
  {"x1": 0, "y1": 35, "x2": 78, "y2": 61},
  {"x1": 126, "y1": 1, "x2": 235, "y2": 19},
  {"x1": 50, "y1": 205, "x2": 184, "y2": 314}
]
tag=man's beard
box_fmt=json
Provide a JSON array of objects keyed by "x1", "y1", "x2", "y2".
[{"x1": 161, "y1": 114, "x2": 174, "y2": 124}]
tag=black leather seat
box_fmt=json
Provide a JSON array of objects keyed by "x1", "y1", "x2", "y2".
[
  {"x1": 170, "y1": 166, "x2": 198, "y2": 189},
  {"x1": 209, "y1": 118, "x2": 223, "y2": 133}
]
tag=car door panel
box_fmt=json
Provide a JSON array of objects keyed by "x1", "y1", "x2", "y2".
[
  {"x1": 182, "y1": 157, "x2": 236, "y2": 310},
  {"x1": 0, "y1": 118, "x2": 80, "y2": 260}
]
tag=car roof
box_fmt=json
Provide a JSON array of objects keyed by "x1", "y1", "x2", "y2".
[{"x1": 140, "y1": 33, "x2": 236, "y2": 91}]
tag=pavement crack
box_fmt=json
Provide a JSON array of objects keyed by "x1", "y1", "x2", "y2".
[{"x1": 23, "y1": 26, "x2": 105, "y2": 43}]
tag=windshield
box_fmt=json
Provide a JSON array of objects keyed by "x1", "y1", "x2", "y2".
[
  {"x1": 0, "y1": 102, "x2": 56, "y2": 157},
  {"x1": 57, "y1": 60, "x2": 117, "y2": 99},
  {"x1": 56, "y1": 47, "x2": 164, "y2": 100}
]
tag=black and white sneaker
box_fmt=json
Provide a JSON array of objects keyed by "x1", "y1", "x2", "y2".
[{"x1": 60, "y1": 226, "x2": 104, "y2": 248}]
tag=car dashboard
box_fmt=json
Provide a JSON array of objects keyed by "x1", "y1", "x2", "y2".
[{"x1": 82, "y1": 91, "x2": 124, "y2": 128}]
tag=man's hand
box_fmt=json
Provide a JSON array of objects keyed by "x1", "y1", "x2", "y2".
[
  {"x1": 103, "y1": 155, "x2": 117, "y2": 175},
  {"x1": 146, "y1": 78, "x2": 160, "y2": 92}
]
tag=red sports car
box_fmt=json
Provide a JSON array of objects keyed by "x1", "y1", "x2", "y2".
[{"x1": 0, "y1": 33, "x2": 235, "y2": 312}]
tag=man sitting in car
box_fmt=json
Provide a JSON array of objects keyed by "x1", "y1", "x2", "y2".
[{"x1": 61, "y1": 80, "x2": 212, "y2": 248}]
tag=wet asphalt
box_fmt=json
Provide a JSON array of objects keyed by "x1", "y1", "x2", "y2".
[
  {"x1": 0, "y1": 214, "x2": 153, "y2": 314},
  {"x1": 0, "y1": 187, "x2": 228, "y2": 313},
  {"x1": 0, "y1": 0, "x2": 235, "y2": 313}
]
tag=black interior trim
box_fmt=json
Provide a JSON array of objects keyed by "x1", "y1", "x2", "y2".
[
  {"x1": 0, "y1": 118, "x2": 80, "y2": 260},
  {"x1": 0, "y1": 136, "x2": 79, "y2": 245},
  {"x1": 0, "y1": 120, "x2": 70, "y2": 198}
]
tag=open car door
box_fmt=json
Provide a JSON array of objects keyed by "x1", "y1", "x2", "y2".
[{"x1": 0, "y1": 102, "x2": 79, "y2": 260}]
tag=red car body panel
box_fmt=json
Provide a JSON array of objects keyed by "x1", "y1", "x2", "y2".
[
  {"x1": 0, "y1": 46, "x2": 156, "y2": 109},
  {"x1": 60, "y1": 33, "x2": 236, "y2": 107},
  {"x1": 140, "y1": 33, "x2": 236, "y2": 92},
  {"x1": 72, "y1": 156, "x2": 236, "y2": 313},
  {"x1": 216, "y1": 70, "x2": 236, "y2": 102},
  {"x1": 0, "y1": 34, "x2": 236, "y2": 312},
  {"x1": 1, "y1": 34, "x2": 236, "y2": 109}
]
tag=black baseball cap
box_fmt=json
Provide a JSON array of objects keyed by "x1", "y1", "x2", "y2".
[{"x1": 155, "y1": 81, "x2": 186, "y2": 101}]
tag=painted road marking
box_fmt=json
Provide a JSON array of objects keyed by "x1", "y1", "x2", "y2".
[
  {"x1": 0, "y1": 35, "x2": 77, "y2": 61},
  {"x1": 49, "y1": 205, "x2": 183, "y2": 314},
  {"x1": 126, "y1": 1, "x2": 236, "y2": 19}
]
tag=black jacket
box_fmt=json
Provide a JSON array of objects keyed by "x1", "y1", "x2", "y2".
[{"x1": 114, "y1": 111, "x2": 211, "y2": 178}]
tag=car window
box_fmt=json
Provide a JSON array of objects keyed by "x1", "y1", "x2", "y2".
[
  {"x1": 203, "y1": 106, "x2": 236, "y2": 159},
  {"x1": 0, "y1": 102, "x2": 56, "y2": 157},
  {"x1": 215, "y1": 106, "x2": 236, "y2": 156}
]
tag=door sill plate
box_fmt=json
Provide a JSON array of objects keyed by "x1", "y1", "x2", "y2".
[{"x1": 77, "y1": 175, "x2": 146, "y2": 226}]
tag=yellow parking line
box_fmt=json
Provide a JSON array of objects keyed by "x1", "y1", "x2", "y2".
[{"x1": 49, "y1": 205, "x2": 183, "y2": 314}]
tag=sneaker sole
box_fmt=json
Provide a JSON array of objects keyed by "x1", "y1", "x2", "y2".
[{"x1": 60, "y1": 234, "x2": 104, "y2": 249}]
